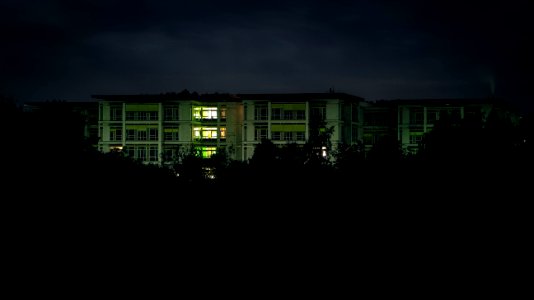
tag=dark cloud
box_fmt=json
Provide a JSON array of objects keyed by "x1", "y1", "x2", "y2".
[{"x1": 1, "y1": 0, "x2": 532, "y2": 111}]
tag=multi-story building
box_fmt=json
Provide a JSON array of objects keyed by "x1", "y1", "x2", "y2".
[
  {"x1": 94, "y1": 92, "x2": 364, "y2": 163},
  {"x1": 365, "y1": 99, "x2": 498, "y2": 154},
  {"x1": 94, "y1": 93, "x2": 242, "y2": 164},
  {"x1": 240, "y1": 93, "x2": 364, "y2": 160},
  {"x1": 93, "y1": 92, "x2": 506, "y2": 163}
]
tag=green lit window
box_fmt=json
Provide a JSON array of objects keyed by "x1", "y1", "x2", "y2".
[{"x1": 197, "y1": 147, "x2": 217, "y2": 158}]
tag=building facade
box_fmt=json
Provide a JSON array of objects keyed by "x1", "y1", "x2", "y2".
[
  {"x1": 94, "y1": 93, "x2": 242, "y2": 164},
  {"x1": 240, "y1": 93, "x2": 364, "y2": 161},
  {"x1": 92, "y1": 93, "x2": 503, "y2": 163},
  {"x1": 94, "y1": 93, "x2": 363, "y2": 163}
]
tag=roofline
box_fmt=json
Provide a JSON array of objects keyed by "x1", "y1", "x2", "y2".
[
  {"x1": 237, "y1": 92, "x2": 364, "y2": 101},
  {"x1": 91, "y1": 92, "x2": 365, "y2": 102}
]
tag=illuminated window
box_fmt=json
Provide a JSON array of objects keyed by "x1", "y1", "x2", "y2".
[
  {"x1": 193, "y1": 127, "x2": 201, "y2": 139},
  {"x1": 193, "y1": 127, "x2": 218, "y2": 140},
  {"x1": 198, "y1": 147, "x2": 217, "y2": 158},
  {"x1": 110, "y1": 145, "x2": 123, "y2": 152},
  {"x1": 193, "y1": 107, "x2": 217, "y2": 120},
  {"x1": 220, "y1": 128, "x2": 226, "y2": 139},
  {"x1": 220, "y1": 106, "x2": 227, "y2": 120},
  {"x1": 202, "y1": 127, "x2": 217, "y2": 139}
]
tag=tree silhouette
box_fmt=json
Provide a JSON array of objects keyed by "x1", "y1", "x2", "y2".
[
  {"x1": 250, "y1": 138, "x2": 278, "y2": 170},
  {"x1": 304, "y1": 112, "x2": 334, "y2": 168}
]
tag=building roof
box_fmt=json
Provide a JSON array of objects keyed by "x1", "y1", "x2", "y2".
[
  {"x1": 91, "y1": 92, "x2": 365, "y2": 103},
  {"x1": 91, "y1": 92, "x2": 239, "y2": 102},
  {"x1": 238, "y1": 93, "x2": 364, "y2": 102},
  {"x1": 23, "y1": 101, "x2": 98, "y2": 112},
  {"x1": 374, "y1": 98, "x2": 502, "y2": 106}
]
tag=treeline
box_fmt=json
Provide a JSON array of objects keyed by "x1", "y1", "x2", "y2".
[
  {"x1": 2, "y1": 96, "x2": 532, "y2": 251},
  {"x1": 2, "y1": 96, "x2": 533, "y2": 200}
]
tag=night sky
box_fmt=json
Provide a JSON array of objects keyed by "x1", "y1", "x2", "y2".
[{"x1": 1, "y1": 0, "x2": 533, "y2": 111}]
